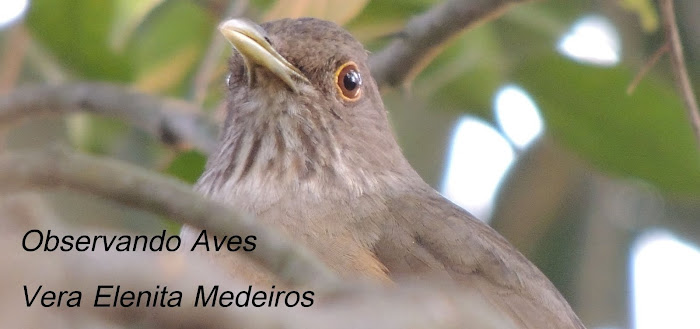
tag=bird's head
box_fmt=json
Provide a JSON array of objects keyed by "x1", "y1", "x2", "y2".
[{"x1": 200, "y1": 18, "x2": 418, "y2": 200}]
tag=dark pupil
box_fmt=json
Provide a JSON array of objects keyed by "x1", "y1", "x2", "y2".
[{"x1": 343, "y1": 70, "x2": 361, "y2": 91}]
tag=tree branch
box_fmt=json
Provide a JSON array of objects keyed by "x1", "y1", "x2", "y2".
[
  {"x1": 0, "y1": 83, "x2": 220, "y2": 154},
  {"x1": 0, "y1": 238, "x2": 289, "y2": 329},
  {"x1": 0, "y1": 148, "x2": 339, "y2": 290},
  {"x1": 369, "y1": 0, "x2": 537, "y2": 88},
  {"x1": 0, "y1": 24, "x2": 29, "y2": 93},
  {"x1": 626, "y1": 41, "x2": 670, "y2": 95},
  {"x1": 1, "y1": 233, "x2": 515, "y2": 329},
  {"x1": 659, "y1": 0, "x2": 700, "y2": 148}
]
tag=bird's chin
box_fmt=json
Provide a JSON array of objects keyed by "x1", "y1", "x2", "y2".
[
  {"x1": 249, "y1": 68, "x2": 298, "y2": 93},
  {"x1": 228, "y1": 81, "x2": 317, "y2": 121},
  {"x1": 237, "y1": 76, "x2": 317, "y2": 106}
]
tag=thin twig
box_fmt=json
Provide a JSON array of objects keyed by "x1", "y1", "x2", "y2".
[
  {"x1": 0, "y1": 148, "x2": 340, "y2": 290},
  {"x1": 26, "y1": 38, "x2": 67, "y2": 83},
  {"x1": 659, "y1": 0, "x2": 700, "y2": 148},
  {"x1": 0, "y1": 24, "x2": 29, "y2": 93},
  {"x1": 626, "y1": 41, "x2": 670, "y2": 95},
  {"x1": 0, "y1": 83, "x2": 219, "y2": 154},
  {"x1": 369, "y1": 0, "x2": 537, "y2": 88},
  {"x1": 191, "y1": 0, "x2": 249, "y2": 104}
]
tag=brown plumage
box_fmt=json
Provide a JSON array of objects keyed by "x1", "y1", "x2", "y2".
[{"x1": 181, "y1": 17, "x2": 586, "y2": 329}]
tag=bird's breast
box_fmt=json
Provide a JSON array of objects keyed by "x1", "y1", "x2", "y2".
[{"x1": 193, "y1": 179, "x2": 394, "y2": 283}]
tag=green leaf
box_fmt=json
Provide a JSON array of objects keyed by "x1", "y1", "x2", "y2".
[
  {"x1": 618, "y1": 0, "x2": 659, "y2": 32},
  {"x1": 110, "y1": 0, "x2": 167, "y2": 51},
  {"x1": 164, "y1": 150, "x2": 207, "y2": 184},
  {"x1": 126, "y1": 0, "x2": 214, "y2": 94},
  {"x1": 347, "y1": 0, "x2": 436, "y2": 42},
  {"x1": 416, "y1": 24, "x2": 504, "y2": 118},
  {"x1": 514, "y1": 55, "x2": 700, "y2": 195},
  {"x1": 66, "y1": 115, "x2": 129, "y2": 154},
  {"x1": 263, "y1": 0, "x2": 371, "y2": 26},
  {"x1": 349, "y1": 0, "x2": 435, "y2": 24},
  {"x1": 26, "y1": 0, "x2": 133, "y2": 81}
]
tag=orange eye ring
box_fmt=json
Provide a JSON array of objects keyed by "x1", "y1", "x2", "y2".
[{"x1": 334, "y1": 61, "x2": 362, "y2": 101}]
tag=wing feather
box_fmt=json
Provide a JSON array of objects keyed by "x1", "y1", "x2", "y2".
[{"x1": 372, "y1": 185, "x2": 585, "y2": 329}]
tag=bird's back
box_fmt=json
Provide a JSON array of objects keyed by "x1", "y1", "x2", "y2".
[{"x1": 372, "y1": 183, "x2": 586, "y2": 329}]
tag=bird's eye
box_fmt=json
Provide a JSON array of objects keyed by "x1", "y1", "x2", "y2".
[{"x1": 334, "y1": 62, "x2": 362, "y2": 101}]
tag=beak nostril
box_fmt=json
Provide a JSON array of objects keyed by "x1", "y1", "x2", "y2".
[{"x1": 219, "y1": 18, "x2": 309, "y2": 93}]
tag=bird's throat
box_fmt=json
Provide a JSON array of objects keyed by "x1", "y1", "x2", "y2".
[
  {"x1": 196, "y1": 102, "x2": 370, "y2": 209},
  {"x1": 197, "y1": 84, "x2": 420, "y2": 214}
]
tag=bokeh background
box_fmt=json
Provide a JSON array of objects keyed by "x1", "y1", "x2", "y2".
[{"x1": 1, "y1": 1, "x2": 699, "y2": 328}]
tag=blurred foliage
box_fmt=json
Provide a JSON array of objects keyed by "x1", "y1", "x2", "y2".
[
  {"x1": 26, "y1": 0, "x2": 214, "y2": 94},
  {"x1": 619, "y1": 0, "x2": 659, "y2": 32},
  {"x1": 26, "y1": 0, "x2": 133, "y2": 81},
  {"x1": 515, "y1": 55, "x2": 700, "y2": 195},
  {"x1": 165, "y1": 150, "x2": 207, "y2": 184},
  {"x1": 263, "y1": 0, "x2": 370, "y2": 24},
  {"x1": 11, "y1": 0, "x2": 698, "y2": 201},
  {"x1": 11, "y1": 0, "x2": 698, "y2": 209},
  {"x1": 5, "y1": 0, "x2": 700, "y2": 208}
]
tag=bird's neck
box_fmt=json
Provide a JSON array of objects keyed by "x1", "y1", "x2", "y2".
[{"x1": 195, "y1": 99, "x2": 419, "y2": 212}]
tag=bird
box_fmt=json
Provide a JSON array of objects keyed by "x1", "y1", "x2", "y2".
[{"x1": 180, "y1": 17, "x2": 586, "y2": 329}]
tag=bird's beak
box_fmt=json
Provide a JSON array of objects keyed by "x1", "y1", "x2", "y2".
[{"x1": 219, "y1": 18, "x2": 309, "y2": 93}]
